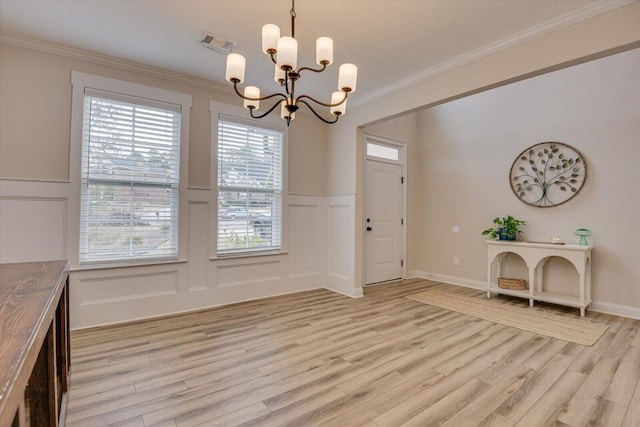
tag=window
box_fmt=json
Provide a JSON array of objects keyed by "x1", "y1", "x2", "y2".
[
  {"x1": 79, "y1": 90, "x2": 182, "y2": 263},
  {"x1": 217, "y1": 115, "x2": 284, "y2": 254},
  {"x1": 367, "y1": 141, "x2": 399, "y2": 161}
]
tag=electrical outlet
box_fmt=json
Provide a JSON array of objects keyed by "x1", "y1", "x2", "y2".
[{"x1": 453, "y1": 256, "x2": 460, "y2": 266}]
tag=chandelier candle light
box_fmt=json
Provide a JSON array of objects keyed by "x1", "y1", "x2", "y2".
[{"x1": 225, "y1": 0, "x2": 357, "y2": 126}]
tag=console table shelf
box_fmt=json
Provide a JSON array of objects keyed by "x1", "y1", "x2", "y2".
[{"x1": 486, "y1": 240, "x2": 593, "y2": 316}]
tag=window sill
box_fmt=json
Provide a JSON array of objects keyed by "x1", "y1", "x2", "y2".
[
  {"x1": 72, "y1": 258, "x2": 187, "y2": 272},
  {"x1": 212, "y1": 250, "x2": 288, "y2": 261}
]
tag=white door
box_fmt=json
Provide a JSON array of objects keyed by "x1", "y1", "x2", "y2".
[{"x1": 365, "y1": 160, "x2": 403, "y2": 284}]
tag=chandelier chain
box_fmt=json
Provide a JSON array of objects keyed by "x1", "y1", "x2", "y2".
[{"x1": 290, "y1": 0, "x2": 296, "y2": 38}]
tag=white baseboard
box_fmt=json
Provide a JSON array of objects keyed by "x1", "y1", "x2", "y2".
[
  {"x1": 408, "y1": 271, "x2": 640, "y2": 320},
  {"x1": 71, "y1": 285, "x2": 326, "y2": 331},
  {"x1": 325, "y1": 284, "x2": 364, "y2": 298},
  {"x1": 590, "y1": 301, "x2": 640, "y2": 320},
  {"x1": 407, "y1": 271, "x2": 485, "y2": 290}
]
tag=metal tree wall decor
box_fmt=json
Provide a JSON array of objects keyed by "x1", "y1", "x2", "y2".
[{"x1": 509, "y1": 142, "x2": 587, "y2": 207}]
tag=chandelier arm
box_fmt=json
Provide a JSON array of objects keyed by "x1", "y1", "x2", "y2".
[
  {"x1": 296, "y1": 91, "x2": 348, "y2": 108},
  {"x1": 298, "y1": 100, "x2": 340, "y2": 124},
  {"x1": 248, "y1": 101, "x2": 283, "y2": 119},
  {"x1": 269, "y1": 52, "x2": 277, "y2": 65},
  {"x1": 233, "y1": 82, "x2": 288, "y2": 103},
  {"x1": 297, "y1": 63, "x2": 328, "y2": 74}
]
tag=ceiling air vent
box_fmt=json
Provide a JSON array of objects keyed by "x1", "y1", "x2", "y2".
[{"x1": 200, "y1": 32, "x2": 237, "y2": 54}]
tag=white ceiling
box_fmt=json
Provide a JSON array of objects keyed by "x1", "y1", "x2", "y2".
[{"x1": 0, "y1": 0, "x2": 627, "y2": 106}]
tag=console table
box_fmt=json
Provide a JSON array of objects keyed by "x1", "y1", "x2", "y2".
[
  {"x1": 486, "y1": 241, "x2": 593, "y2": 316},
  {"x1": 0, "y1": 260, "x2": 70, "y2": 427}
]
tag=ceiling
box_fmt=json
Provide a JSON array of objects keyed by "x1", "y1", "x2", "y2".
[{"x1": 0, "y1": 1, "x2": 626, "y2": 107}]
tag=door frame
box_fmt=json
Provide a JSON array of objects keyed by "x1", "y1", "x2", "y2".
[{"x1": 362, "y1": 133, "x2": 407, "y2": 285}]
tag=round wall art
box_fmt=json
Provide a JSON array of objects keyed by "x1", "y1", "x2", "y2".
[{"x1": 510, "y1": 142, "x2": 587, "y2": 208}]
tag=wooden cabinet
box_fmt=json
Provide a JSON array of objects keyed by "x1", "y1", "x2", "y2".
[
  {"x1": 486, "y1": 241, "x2": 593, "y2": 316},
  {"x1": 0, "y1": 261, "x2": 70, "y2": 426}
]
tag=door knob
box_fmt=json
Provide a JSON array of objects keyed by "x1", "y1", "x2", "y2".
[{"x1": 366, "y1": 226, "x2": 372, "y2": 231}]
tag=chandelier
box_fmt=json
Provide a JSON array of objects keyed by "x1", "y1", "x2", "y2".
[{"x1": 224, "y1": 0, "x2": 358, "y2": 126}]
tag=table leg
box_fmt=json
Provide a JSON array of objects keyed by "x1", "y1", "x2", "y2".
[
  {"x1": 579, "y1": 270, "x2": 586, "y2": 317},
  {"x1": 487, "y1": 260, "x2": 493, "y2": 299},
  {"x1": 528, "y1": 266, "x2": 536, "y2": 307}
]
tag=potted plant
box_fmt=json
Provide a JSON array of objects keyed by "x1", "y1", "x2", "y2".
[{"x1": 482, "y1": 215, "x2": 526, "y2": 241}]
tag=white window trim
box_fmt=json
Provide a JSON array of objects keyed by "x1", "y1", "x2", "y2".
[
  {"x1": 364, "y1": 134, "x2": 405, "y2": 165},
  {"x1": 209, "y1": 100, "x2": 289, "y2": 259},
  {"x1": 68, "y1": 71, "x2": 192, "y2": 268}
]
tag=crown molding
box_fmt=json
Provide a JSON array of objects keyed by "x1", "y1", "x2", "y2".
[
  {"x1": 1, "y1": 0, "x2": 632, "y2": 111},
  {"x1": 0, "y1": 33, "x2": 233, "y2": 96},
  {"x1": 0, "y1": 33, "x2": 322, "y2": 119},
  {"x1": 351, "y1": 0, "x2": 634, "y2": 108}
]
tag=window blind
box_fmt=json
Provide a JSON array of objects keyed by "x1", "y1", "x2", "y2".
[
  {"x1": 217, "y1": 116, "x2": 283, "y2": 254},
  {"x1": 80, "y1": 91, "x2": 181, "y2": 263}
]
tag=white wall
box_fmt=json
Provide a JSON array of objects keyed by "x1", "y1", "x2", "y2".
[
  {"x1": 328, "y1": 2, "x2": 640, "y2": 196},
  {"x1": 373, "y1": 49, "x2": 640, "y2": 318},
  {"x1": 0, "y1": 181, "x2": 331, "y2": 327},
  {"x1": 2, "y1": 4, "x2": 638, "y2": 326},
  {"x1": 326, "y1": 2, "x2": 640, "y2": 299},
  {"x1": 0, "y1": 41, "x2": 359, "y2": 329}
]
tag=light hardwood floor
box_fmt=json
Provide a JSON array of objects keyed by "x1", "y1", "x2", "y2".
[{"x1": 66, "y1": 279, "x2": 640, "y2": 427}]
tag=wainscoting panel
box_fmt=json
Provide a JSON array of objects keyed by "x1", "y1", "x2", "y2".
[
  {"x1": 325, "y1": 195, "x2": 360, "y2": 297},
  {"x1": 1, "y1": 178, "x2": 352, "y2": 328},
  {"x1": 70, "y1": 267, "x2": 183, "y2": 328},
  {"x1": 288, "y1": 195, "x2": 324, "y2": 279},
  {"x1": 0, "y1": 179, "x2": 70, "y2": 263},
  {"x1": 75, "y1": 269, "x2": 179, "y2": 304},
  {"x1": 0, "y1": 196, "x2": 67, "y2": 263},
  {"x1": 188, "y1": 201, "x2": 210, "y2": 291},
  {"x1": 216, "y1": 257, "x2": 282, "y2": 288}
]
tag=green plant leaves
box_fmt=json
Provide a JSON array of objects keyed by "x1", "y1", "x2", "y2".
[{"x1": 482, "y1": 215, "x2": 526, "y2": 239}]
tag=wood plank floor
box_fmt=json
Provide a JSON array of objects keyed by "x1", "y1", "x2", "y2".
[{"x1": 66, "y1": 279, "x2": 640, "y2": 427}]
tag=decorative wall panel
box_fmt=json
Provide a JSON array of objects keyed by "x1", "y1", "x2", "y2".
[{"x1": 0, "y1": 196, "x2": 66, "y2": 263}]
